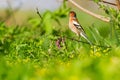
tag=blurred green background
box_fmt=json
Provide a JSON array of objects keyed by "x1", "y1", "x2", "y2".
[{"x1": 1, "y1": 0, "x2": 120, "y2": 80}]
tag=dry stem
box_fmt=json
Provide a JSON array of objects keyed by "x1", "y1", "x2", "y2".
[{"x1": 68, "y1": 0, "x2": 110, "y2": 22}]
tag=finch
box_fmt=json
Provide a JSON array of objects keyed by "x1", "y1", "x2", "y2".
[{"x1": 69, "y1": 11, "x2": 92, "y2": 45}]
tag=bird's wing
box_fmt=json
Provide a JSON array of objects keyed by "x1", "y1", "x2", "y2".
[
  {"x1": 72, "y1": 20, "x2": 85, "y2": 32},
  {"x1": 72, "y1": 20, "x2": 92, "y2": 45}
]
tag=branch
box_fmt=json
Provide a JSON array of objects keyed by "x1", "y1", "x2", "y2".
[
  {"x1": 94, "y1": 0, "x2": 120, "y2": 10},
  {"x1": 89, "y1": 0, "x2": 117, "y2": 6},
  {"x1": 36, "y1": 8, "x2": 43, "y2": 19},
  {"x1": 100, "y1": 0, "x2": 117, "y2": 6},
  {"x1": 68, "y1": 0, "x2": 110, "y2": 22},
  {"x1": 116, "y1": 0, "x2": 120, "y2": 10},
  {"x1": 4, "y1": 1, "x2": 21, "y2": 23},
  {"x1": 55, "y1": 35, "x2": 111, "y2": 49},
  {"x1": 6, "y1": 0, "x2": 17, "y2": 24},
  {"x1": 65, "y1": 36, "x2": 111, "y2": 48}
]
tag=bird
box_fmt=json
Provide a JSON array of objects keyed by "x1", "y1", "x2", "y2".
[{"x1": 69, "y1": 11, "x2": 92, "y2": 45}]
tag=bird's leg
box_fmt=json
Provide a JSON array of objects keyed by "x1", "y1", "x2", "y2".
[{"x1": 78, "y1": 34, "x2": 81, "y2": 40}]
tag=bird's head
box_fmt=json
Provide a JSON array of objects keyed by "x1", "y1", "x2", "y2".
[{"x1": 69, "y1": 11, "x2": 76, "y2": 18}]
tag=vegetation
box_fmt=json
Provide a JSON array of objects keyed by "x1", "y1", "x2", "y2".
[{"x1": 0, "y1": 0, "x2": 120, "y2": 80}]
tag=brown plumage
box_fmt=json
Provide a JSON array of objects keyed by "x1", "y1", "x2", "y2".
[{"x1": 69, "y1": 11, "x2": 92, "y2": 45}]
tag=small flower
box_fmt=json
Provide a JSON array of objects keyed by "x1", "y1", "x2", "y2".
[
  {"x1": 95, "y1": 52, "x2": 101, "y2": 57},
  {"x1": 56, "y1": 37, "x2": 65, "y2": 49}
]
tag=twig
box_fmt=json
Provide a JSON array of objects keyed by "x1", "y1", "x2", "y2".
[
  {"x1": 64, "y1": 36, "x2": 111, "y2": 48},
  {"x1": 68, "y1": 0, "x2": 110, "y2": 22},
  {"x1": 3, "y1": 0, "x2": 22, "y2": 24},
  {"x1": 90, "y1": 0, "x2": 117, "y2": 6},
  {"x1": 66, "y1": 37, "x2": 90, "y2": 44},
  {"x1": 101, "y1": 0, "x2": 117, "y2": 6},
  {"x1": 92, "y1": 0, "x2": 120, "y2": 9},
  {"x1": 6, "y1": 0, "x2": 17, "y2": 25},
  {"x1": 36, "y1": 8, "x2": 43, "y2": 19}
]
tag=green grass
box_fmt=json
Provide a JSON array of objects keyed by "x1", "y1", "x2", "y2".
[{"x1": 1, "y1": 5, "x2": 120, "y2": 80}]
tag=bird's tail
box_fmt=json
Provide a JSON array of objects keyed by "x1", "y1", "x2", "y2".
[{"x1": 80, "y1": 32, "x2": 93, "y2": 45}]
